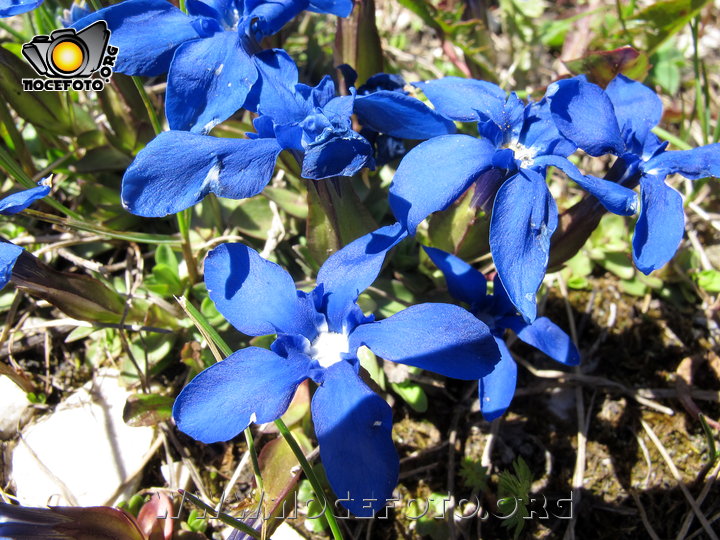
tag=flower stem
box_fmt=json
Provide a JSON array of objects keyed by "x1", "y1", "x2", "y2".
[
  {"x1": 180, "y1": 489, "x2": 261, "y2": 539},
  {"x1": 22, "y1": 208, "x2": 182, "y2": 245},
  {"x1": 274, "y1": 418, "x2": 344, "y2": 540},
  {"x1": 131, "y1": 77, "x2": 163, "y2": 136},
  {"x1": 176, "y1": 208, "x2": 199, "y2": 284}
]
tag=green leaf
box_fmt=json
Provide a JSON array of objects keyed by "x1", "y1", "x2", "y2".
[
  {"x1": 459, "y1": 457, "x2": 488, "y2": 491},
  {"x1": 155, "y1": 245, "x2": 180, "y2": 277},
  {"x1": 263, "y1": 186, "x2": 308, "y2": 219},
  {"x1": 122, "y1": 393, "x2": 174, "y2": 427},
  {"x1": 565, "y1": 46, "x2": 650, "y2": 87},
  {"x1": 598, "y1": 252, "x2": 635, "y2": 280},
  {"x1": 631, "y1": 0, "x2": 713, "y2": 53},
  {"x1": 694, "y1": 269, "x2": 720, "y2": 293},
  {"x1": 497, "y1": 457, "x2": 533, "y2": 539},
  {"x1": 390, "y1": 381, "x2": 428, "y2": 413},
  {"x1": 0, "y1": 46, "x2": 73, "y2": 135}
]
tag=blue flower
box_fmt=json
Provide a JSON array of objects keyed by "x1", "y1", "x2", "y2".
[
  {"x1": 389, "y1": 77, "x2": 638, "y2": 322},
  {"x1": 173, "y1": 224, "x2": 501, "y2": 515},
  {"x1": 0, "y1": 180, "x2": 51, "y2": 290},
  {"x1": 72, "y1": 0, "x2": 352, "y2": 132},
  {"x1": 121, "y1": 49, "x2": 373, "y2": 216},
  {"x1": 0, "y1": 0, "x2": 41, "y2": 17},
  {"x1": 338, "y1": 67, "x2": 456, "y2": 165},
  {"x1": 547, "y1": 74, "x2": 720, "y2": 274},
  {"x1": 424, "y1": 246, "x2": 579, "y2": 420}
]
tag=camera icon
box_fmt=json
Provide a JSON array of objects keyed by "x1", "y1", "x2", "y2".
[{"x1": 22, "y1": 21, "x2": 110, "y2": 78}]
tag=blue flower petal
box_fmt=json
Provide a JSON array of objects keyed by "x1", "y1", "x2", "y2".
[
  {"x1": 173, "y1": 347, "x2": 311, "y2": 443},
  {"x1": 632, "y1": 174, "x2": 685, "y2": 274},
  {"x1": 504, "y1": 316, "x2": 580, "y2": 365},
  {"x1": 166, "y1": 31, "x2": 258, "y2": 133},
  {"x1": 605, "y1": 74, "x2": 662, "y2": 145},
  {"x1": 301, "y1": 132, "x2": 374, "y2": 179},
  {"x1": 0, "y1": 182, "x2": 50, "y2": 215},
  {"x1": 0, "y1": 243, "x2": 23, "y2": 290},
  {"x1": 518, "y1": 100, "x2": 576, "y2": 158},
  {"x1": 189, "y1": 0, "x2": 236, "y2": 26},
  {"x1": 479, "y1": 337, "x2": 517, "y2": 421},
  {"x1": 245, "y1": 49, "x2": 307, "y2": 122},
  {"x1": 307, "y1": 0, "x2": 352, "y2": 16},
  {"x1": 205, "y1": 243, "x2": 318, "y2": 337},
  {"x1": 643, "y1": 144, "x2": 720, "y2": 180},
  {"x1": 316, "y1": 223, "x2": 406, "y2": 332},
  {"x1": 389, "y1": 134, "x2": 496, "y2": 234},
  {"x1": 72, "y1": 0, "x2": 216, "y2": 76},
  {"x1": 311, "y1": 361, "x2": 397, "y2": 516},
  {"x1": 349, "y1": 303, "x2": 499, "y2": 380},
  {"x1": 413, "y1": 77, "x2": 507, "y2": 122},
  {"x1": 353, "y1": 91, "x2": 456, "y2": 139},
  {"x1": 533, "y1": 155, "x2": 638, "y2": 216},
  {"x1": 0, "y1": 0, "x2": 42, "y2": 17},
  {"x1": 422, "y1": 246, "x2": 487, "y2": 306},
  {"x1": 547, "y1": 77, "x2": 624, "y2": 157},
  {"x1": 121, "y1": 131, "x2": 281, "y2": 216},
  {"x1": 246, "y1": 0, "x2": 308, "y2": 36},
  {"x1": 489, "y1": 170, "x2": 558, "y2": 322}
]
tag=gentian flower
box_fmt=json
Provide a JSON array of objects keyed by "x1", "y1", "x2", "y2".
[
  {"x1": 122, "y1": 49, "x2": 449, "y2": 217},
  {"x1": 389, "y1": 76, "x2": 638, "y2": 322},
  {"x1": 337, "y1": 67, "x2": 456, "y2": 164},
  {"x1": 0, "y1": 180, "x2": 51, "y2": 290},
  {"x1": 547, "y1": 74, "x2": 720, "y2": 273},
  {"x1": 173, "y1": 224, "x2": 501, "y2": 515},
  {"x1": 72, "y1": 0, "x2": 352, "y2": 132},
  {"x1": 424, "y1": 246, "x2": 579, "y2": 420},
  {"x1": 0, "y1": 0, "x2": 42, "y2": 17}
]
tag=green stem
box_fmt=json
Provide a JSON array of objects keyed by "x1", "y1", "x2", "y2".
[
  {"x1": 651, "y1": 126, "x2": 693, "y2": 151},
  {"x1": 691, "y1": 19, "x2": 709, "y2": 145},
  {"x1": 0, "y1": 20, "x2": 26, "y2": 41},
  {"x1": 274, "y1": 418, "x2": 343, "y2": 540},
  {"x1": 22, "y1": 208, "x2": 183, "y2": 245},
  {"x1": 131, "y1": 77, "x2": 163, "y2": 135},
  {"x1": 245, "y1": 427, "x2": 264, "y2": 494},
  {"x1": 176, "y1": 208, "x2": 199, "y2": 284},
  {"x1": 180, "y1": 490, "x2": 262, "y2": 539}
]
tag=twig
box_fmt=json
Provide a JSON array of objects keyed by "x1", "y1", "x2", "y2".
[
  {"x1": 630, "y1": 490, "x2": 661, "y2": 540},
  {"x1": 640, "y1": 419, "x2": 718, "y2": 540},
  {"x1": 676, "y1": 459, "x2": 720, "y2": 540},
  {"x1": 515, "y1": 356, "x2": 675, "y2": 415}
]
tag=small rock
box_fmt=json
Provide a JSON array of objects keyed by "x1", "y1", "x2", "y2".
[
  {"x1": 0, "y1": 376, "x2": 33, "y2": 439},
  {"x1": 11, "y1": 369, "x2": 155, "y2": 506}
]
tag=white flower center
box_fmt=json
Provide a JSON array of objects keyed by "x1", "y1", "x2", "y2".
[
  {"x1": 310, "y1": 331, "x2": 349, "y2": 368},
  {"x1": 506, "y1": 140, "x2": 536, "y2": 168}
]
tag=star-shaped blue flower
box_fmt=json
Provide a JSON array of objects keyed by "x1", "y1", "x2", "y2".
[
  {"x1": 122, "y1": 49, "x2": 456, "y2": 217},
  {"x1": 389, "y1": 77, "x2": 638, "y2": 322},
  {"x1": 0, "y1": 180, "x2": 51, "y2": 290},
  {"x1": 72, "y1": 0, "x2": 352, "y2": 132},
  {"x1": 424, "y1": 246, "x2": 579, "y2": 420},
  {"x1": 173, "y1": 224, "x2": 501, "y2": 515},
  {"x1": 547, "y1": 74, "x2": 720, "y2": 274}
]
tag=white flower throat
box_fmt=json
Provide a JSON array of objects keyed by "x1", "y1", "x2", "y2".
[
  {"x1": 506, "y1": 140, "x2": 536, "y2": 168},
  {"x1": 310, "y1": 330, "x2": 350, "y2": 368}
]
